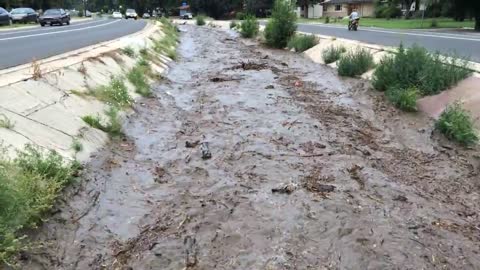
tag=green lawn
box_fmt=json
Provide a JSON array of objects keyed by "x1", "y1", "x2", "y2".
[
  {"x1": 298, "y1": 17, "x2": 475, "y2": 29},
  {"x1": 0, "y1": 23, "x2": 38, "y2": 30}
]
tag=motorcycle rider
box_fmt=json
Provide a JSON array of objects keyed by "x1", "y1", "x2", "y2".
[{"x1": 348, "y1": 9, "x2": 360, "y2": 29}]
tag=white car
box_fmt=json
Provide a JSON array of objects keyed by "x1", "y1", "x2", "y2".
[
  {"x1": 182, "y1": 12, "x2": 193, "y2": 19},
  {"x1": 112, "y1": 11, "x2": 122, "y2": 19},
  {"x1": 125, "y1": 9, "x2": 137, "y2": 20}
]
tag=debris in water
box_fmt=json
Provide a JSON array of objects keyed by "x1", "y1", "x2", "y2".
[
  {"x1": 185, "y1": 140, "x2": 200, "y2": 148},
  {"x1": 393, "y1": 195, "x2": 408, "y2": 202},
  {"x1": 294, "y1": 80, "x2": 304, "y2": 87},
  {"x1": 272, "y1": 183, "x2": 297, "y2": 194},
  {"x1": 265, "y1": 85, "x2": 275, "y2": 89},
  {"x1": 234, "y1": 61, "x2": 268, "y2": 71},
  {"x1": 153, "y1": 166, "x2": 169, "y2": 184},
  {"x1": 200, "y1": 142, "x2": 212, "y2": 159},
  {"x1": 305, "y1": 183, "x2": 336, "y2": 193},
  {"x1": 347, "y1": 164, "x2": 365, "y2": 189},
  {"x1": 184, "y1": 236, "x2": 198, "y2": 268}
]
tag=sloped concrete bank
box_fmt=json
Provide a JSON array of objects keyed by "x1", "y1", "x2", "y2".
[{"x1": 0, "y1": 21, "x2": 174, "y2": 162}]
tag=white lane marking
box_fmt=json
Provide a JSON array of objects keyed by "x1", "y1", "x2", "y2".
[
  {"x1": 0, "y1": 19, "x2": 107, "y2": 36},
  {"x1": 297, "y1": 23, "x2": 480, "y2": 42},
  {"x1": 0, "y1": 19, "x2": 120, "y2": 41}
]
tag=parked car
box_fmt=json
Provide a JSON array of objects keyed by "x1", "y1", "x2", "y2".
[
  {"x1": 112, "y1": 11, "x2": 123, "y2": 19},
  {"x1": 39, "y1": 9, "x2": 70, "y2": 26},
  {"x1": 142, "y1": 13, "x2": 151, "y2": 19},
  {"x1": 10, "y1": 7, "x2": 38, "y2": 23},
  {"x1": 182, "y1": 12, "x2": 193, "y2": 20},
  {"x1": 125, "y1": 9, "x2": 137, "y2": 19},
  {"x1": 0, "y1": 7, "x2": 11, "y2": 26}
]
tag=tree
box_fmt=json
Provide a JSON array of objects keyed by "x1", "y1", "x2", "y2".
[{"x1": 451, "y1": 0, "x2": 480, "y2": 31}]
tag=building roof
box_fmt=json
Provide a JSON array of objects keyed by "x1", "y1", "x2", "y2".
[{"x1": 323, "y1": 0, "x2": 373, "y2": 4}]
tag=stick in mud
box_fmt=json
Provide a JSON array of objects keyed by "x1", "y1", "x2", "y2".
[{"x1": 200, "y1": 142, "x2": 212, "y2": 159}]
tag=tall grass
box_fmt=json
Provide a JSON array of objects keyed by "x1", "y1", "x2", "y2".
[
  {"x1": 154, "y1": 18, "x2": 179, "y2": 60},
  {"x1": 322, "y1": 45, "x2": 346, "y2": 64},
  {"x1": 287, "y1": 34, "x2": 318, "y2": 53},
  {"x1": 436, "y1": 103, "x2": 478, "y2": 146},
  {"x1": 240, "y1": 15, "x2": 259, "y2": 38},
  {"x1": 122, "y1": 46, "x2": 135, "y2": 57},
  {"x1": 82, "y1": 107, "x2": 122, "y2": 137},
  {"x1": 0, "y1": 145, "x2": 80, "y2": 265},
  {"x1": 337, "y1": 49, "x2": 375, "y2": 77},
  {"x1": 0, "y1": 114, "x2": 14, "y2": 129},
  {"x1": 386, "y1": 86, "x2": 419, "y2": 112},
  {"x1": 88, "y1": 77, "x2": 133, "y2": 108},
  {"x1": 127, "y1": 61, "x2": 152, "y2": 97},
  {"x1": 264, "y1": 0, "x2": 297, "y2": 48}
]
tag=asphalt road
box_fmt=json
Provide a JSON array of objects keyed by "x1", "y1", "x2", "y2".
[
  {"x1": 0, "y1": 19, "x2": 147, "y2": 69},
  {"x1": 261, "y1": 22, "x2": 480, "y2": 62}
]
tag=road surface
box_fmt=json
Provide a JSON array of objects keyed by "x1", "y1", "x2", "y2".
[
  {"x1": 0, "y1": 19, "x2": 147, "y2": 69},
  {"x1": 261, "y1": 22, "x2": 480, "y2": 62}
]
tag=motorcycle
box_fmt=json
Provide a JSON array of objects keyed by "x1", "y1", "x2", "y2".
[{"x1": 348, "y1": 18, "x2": 360, "y2": 31}]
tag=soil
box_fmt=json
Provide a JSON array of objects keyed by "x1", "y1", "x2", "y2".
[{"x1": 21, "y1": 25, "x2": 480, "y2": 270}]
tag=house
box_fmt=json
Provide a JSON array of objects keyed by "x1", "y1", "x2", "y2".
[
  {"x1": 321, "y1": 0, "x2": 375, "y2": 18},
  {"x1": 296, "y1": 4, "x2": 323, "y2": 19},
  {"x1": 178, "y1": 3, "x2": 191, "y2": 17}
]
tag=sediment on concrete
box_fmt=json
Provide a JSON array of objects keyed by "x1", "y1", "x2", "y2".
[{"x1": 0, "y1": 21, "x2": 174, "y2": 161}]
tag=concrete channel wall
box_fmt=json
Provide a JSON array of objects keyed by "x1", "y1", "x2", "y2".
[{"x1": 0, "y1": 21, "x2": 172, "y2": 162}]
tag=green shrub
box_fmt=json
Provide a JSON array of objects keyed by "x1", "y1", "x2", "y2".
[
  {"x1": 430, "y1": 19, "x2": 438, "y2": 28},
  {"x1": 122, "y1": 46, "x2": 135, "y2": 57},
  {"x1": 287, "y1": 34, "x2": 318, "y2": 53},
  {"x1": 322, "y1": 45, "x2": 346, "y2": 64},
  {"x1": 127, "y1": 61, "x2": 152, "y2": 97},
  {"x1": 372, "y1": 44, "x2": 471, "y2": 95},
  {"x1": 436, "y1": 102, "x2": 478, "y2": 145},
  {"x1": 77, "y1": 8, "x2": 84, "y2": 17},
  {"x1": 139, "y1": 47, "x2": 149, "y2": 57},
  {"x1": 89, "y1": 77, "x2": 133, "y2": 108},
  {"x1": 236, "y1": 12, "x2": 246, "y2": 20},
  {"x1": 337, "y1": 49, "x2": 375, "y2": 77},
  {"x1": 240, "y1": 15, "x2": 259, "y2": 38},
  {"x1": 71, "y1": 139, "x2": 83, "y2": 153},
  {"x1": 0, "y1": 145, "x2": 79, "y2": 265},
  {"x1": 386, "y1": 86, "x2": 419, "y2": 112},
  {"x1": 82, "y1": 107, "x2": 123, "y2": 137},
  {"x1": 230, "y1": 20, "x2": 238, "y2": 29},
  {"x1": 264, "y1": 0, "x2": 297, "y2": 48},
  {"x1": 324, "y1": 16, "x2": 330, "y2": 24},
  {"x1": 196, "y1": 15, "x2": 206, "y2": 26}
]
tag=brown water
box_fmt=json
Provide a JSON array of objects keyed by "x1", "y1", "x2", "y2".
[{"x1": 21, "y1": 25, "x2": 480, "y2": 270}]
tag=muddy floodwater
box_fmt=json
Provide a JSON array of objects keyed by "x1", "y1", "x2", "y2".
[{"x1": 22, "y1": 25, "x2": 480, "y2": 270}]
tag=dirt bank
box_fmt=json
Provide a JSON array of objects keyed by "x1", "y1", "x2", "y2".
[{"x1": 21, "y1": 25, "x2": 480, "y2": 270}]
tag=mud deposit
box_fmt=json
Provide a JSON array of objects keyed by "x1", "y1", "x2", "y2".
[{"x1": 22, "y1": 26, "x2": 480, "y2": 270}]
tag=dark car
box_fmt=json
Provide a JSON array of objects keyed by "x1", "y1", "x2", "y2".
[
  {"x1": 10, "y1": 7, "x2": 38, "y2": 23},
  {"x1": 39, "y1": 8, "x2": 70, "y2": 26},
  {"x1": 0, "y1": 7, "x2": 11, "y2": 26}
]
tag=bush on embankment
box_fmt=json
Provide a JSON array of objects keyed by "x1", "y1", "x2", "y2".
[
  {"x1": 0, "y1": 146, "x2": 80, "y2": 266},
  {"x1": 264, "y1": 0, "x2": 297, "y2": 48},
  {"x1": 337, "y1": 49, "x2": 375, "y2": 77},
  {"x1": 436, "y1": 103, "x2": 479, "y2": 146},
  {"x1": 287, "y1": 34, "x2": 318, "y2": 53},
  {"x1": 373, "y1": 44, "x2": 471, "y2": 111},
  {"x1": 240, "y1": 15, "x2": 259, "y2": 38}
]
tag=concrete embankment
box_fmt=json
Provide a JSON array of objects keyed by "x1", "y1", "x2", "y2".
[{"x1": 0, "y1": 21, "x2": 172, "y2": 161}]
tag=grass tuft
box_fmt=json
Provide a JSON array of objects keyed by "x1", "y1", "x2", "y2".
[
  {"x1": 386, "y1": 86, "x2": 419, "y2": 112},
  {"x1": 0, "y1": 145, "x2": 80, "y2": 266},
  {"x1": 88, "y1": 77, "x2": 133, "y2": 108},
  {"x1": 322, "y1": 45, "x2": 346, "y2": 64},
  {"x1": 82, "y1": 107, "x2": 122, "y2": 137},
  {"x1": 230, "y1": 20, "x2": 238, "y2": 29},
  {"x1": 436, "y1": 102, "x2": 478, "y2": 146},
  {"x1": 153, "y1": 19, "x2": 179, "y2": 61},
  {"x1": 287, "y1": 34, "x2": 318, "y2": 53},
  {"x1": 122, "y1": 46, "x2": 135, "y2": 57},
  {"x1": 127, "y1": 61, "x2": 152, "y2": 97},
  {"x1": 71, "y1": 139, "x2": 83, "y2": 153},
  {"x1": 337, "y1": 49, "x2": 375, "y2": 77},
  {"x1": 0, "y1": 114, "x2": 14, "y2": 129}
]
